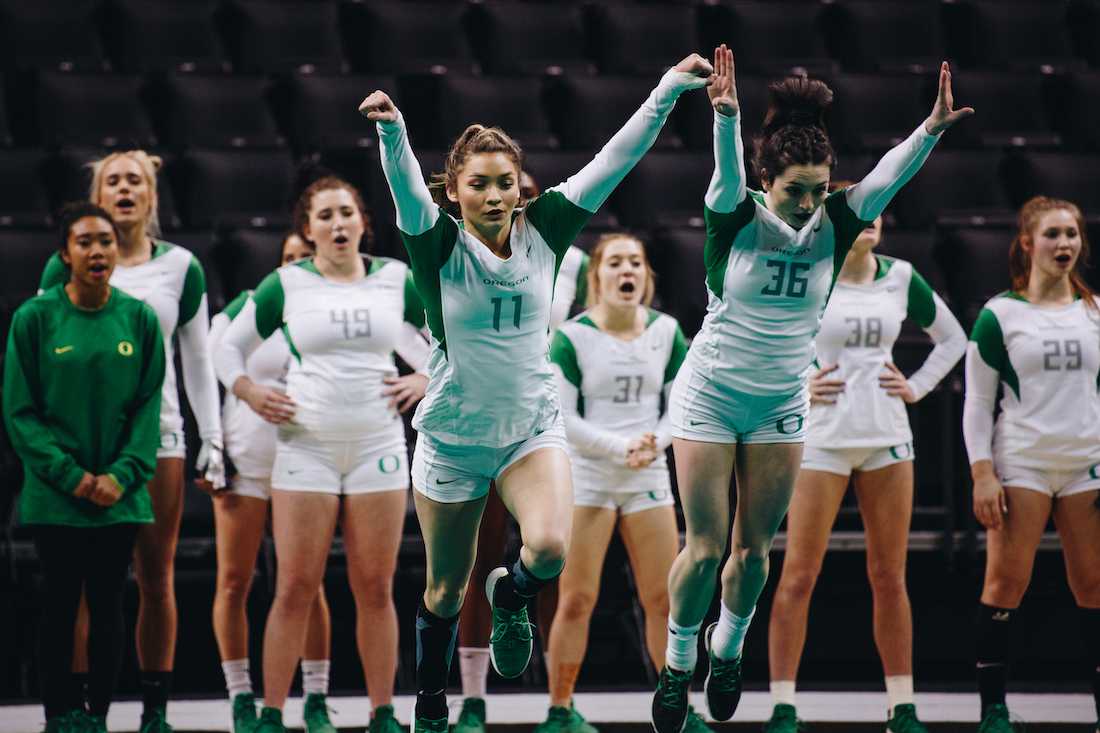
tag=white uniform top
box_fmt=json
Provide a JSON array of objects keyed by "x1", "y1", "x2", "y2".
[
  {"x1": 214, "y1": 256, "x2": 429, "y2": 439},
  {"x1": 377, "y1": 68, "x2": 707, "y2": 447},
  {"x1": 39, "y1": 241, "x2": 221, "y2": 442},
  {"x1": 963, "y1": 292, "x2": 1100, "y2": 469},
  {"x1": 550, "y1": 246, "x2": 590, "y2": 332},
  {"x1": 551, "y1": 309, "x2": 688, "y2": 473},
  {"x1": 807, "y1": 255, "x2": 965, "y2": 448},
  {"x1": 686, "y1": 111, "x2": 942, "y2": 396},
  {"x1": 209, "y1": 290, "x2": 291, "y2": 478}
]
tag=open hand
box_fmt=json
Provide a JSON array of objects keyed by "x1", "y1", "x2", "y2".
[
  {"x1": 879, "y1": 362, "x2": 917, "y2": 403},
  {"x1": 924, "y1": 62, "x2": 974, "y2": 135},
  {"x1": 708, "y1": 44, "x2": 738, "y2": 116},
  {"x1": 358, "y1": 90, "x2": 399, "y2": 122},
  {"x1": 383, "y1": 373, "x2": 428, "y2": 413},
  {"x1": 809, "y1": 363, "x2": 845, "y2": 405},
  {"x1": 972, "y1": 470, "x2": 1007, "y2": 530}
]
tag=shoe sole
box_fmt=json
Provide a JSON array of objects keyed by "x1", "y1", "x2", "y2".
[
  {"x1": 649, "y1": 686, "x2": 690, "y2": 733},
  {"x1": 484, "y1": 567, "x2": 531, "y2": 679},
  {"x1": 702, "y1": 622, "x2": 738, "y2": 722}
]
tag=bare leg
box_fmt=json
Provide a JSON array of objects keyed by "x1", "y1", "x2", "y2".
[
  {"x1": 1053, "y1": 490, "x2": 1100, "y2": 609},
  {"x1": 619, "y1": 505, "x2": 680, "y2": 670},
  {"x1": 212, "y1": 494, "x2": 268, "y2": 663}
]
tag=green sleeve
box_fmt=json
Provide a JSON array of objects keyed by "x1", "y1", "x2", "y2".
[
  {"x1": 403, "y1": 272, "x2": 426, "y2": 329},
  {"x1": 250, "y1": 272, "x2": 286, "y2": 340},
  {"x1": 970, "y1": 306, "x2": 1019, "y2": 399},
  {"x1": 825, "y1": 187, "x2": 875, "y2": 272},
  {"x1": 574, "y1": 253, "x2": 590, "y2": 307},
  {"x1": 105, "y1": 304, "x2": 166, "y2": 493},
  {"x1": 549, "y1": 330, "x2": 582, "y2": 387},
  {"x1": 222, "y1": 290, "x2": 252, "y2": 321},
  {"x1": 906, "y1": 267, "x2": 937, "y2": 328},
  {"x1": 401, "y1": 214, "x2": 460, "y2": 349},
  {"x1": 664, "y1": 323, "x2": 688, "y2": 383},
  {"x1": 525, "y1": 190, "x2": 593, "y2": 259},
  {"x1": 2, "y1": 306, "x2": 86, "y2": 494},
  {"x1": 704, "y1": 197, "x2": 756, "y2": 300},
  {"x1": 38, "y1": 253, "x2": 67, "y2": 292},
  {"x1": 179, "y1": 256, "x2": 207, "y2": 326}
]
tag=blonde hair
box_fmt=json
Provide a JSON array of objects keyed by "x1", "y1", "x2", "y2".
[
  {"x1": 87, "y1": 150, "x2": 163, "y2": 239},
  {"x1": 585, "y1": 233, "x2": 656, "y2": 308}
]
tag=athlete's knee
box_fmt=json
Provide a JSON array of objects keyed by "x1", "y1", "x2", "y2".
[
  {"x1": 557, "y1": 589, "x2": 597, "y2": 622},
  {"x1": 638, "y1": 584, "x2": 670, "y2": 619},
  {"x1": 216, "y1": 567, "x2": 255, "y2": 606},
  {"x1": 134, "y1": 560, "x2": 175, "y2": 601},
  {"x1": 1068, "y1": 572, "x2": 1100, "y2": 608},
  {"x1": 683, "y1": 534, "x2": 726, "y2": 571},
  {"x1": 424, "y1": 582, "x2": 466, "y2": 618},
  {"x1": 523, "y1": 530, "x2": 569, "y2": 573},
  {"x1": 776, "y1": 563, "x2": 820, "y2": 602},
  {"x1": 275, "y1": 572, "x2": 322, "y2": 611},
  {"x1": 866, "y1": 561, "x2": 907, "y2": 599},
  {"x1": 349, "y1": 571, "x2": 395, "y2": 611},
  {"x1": 724, "y1": 544, "x2": 770, "y2": 581},
  {"x1": 983, "y1": 573, "x2": 1030, "y2": 608}
]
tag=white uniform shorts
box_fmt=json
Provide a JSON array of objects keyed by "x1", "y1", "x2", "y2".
[
  {"x1": 571, "y1": 457, "x2": 674, "y2": 515},
  {"x1": 669, "y1": 368, "x2": 808, "y2": 445},
  {"x1": 801, "y1": 443, "x2": 914, "y2": 478},
  {"x1": 271, "y1": 422, "x2": 409, "y2": 495},
  {"x1": 995, "y1": 458, "x2": 1100, "y2": 499},
  {"x1": 227, "y1": 475, "x2": 272, "y2": 501},
  {"x1": 156, "y1": 429, "x2": 187, "y2": 460},
  {"x1": 412, "y1": 421, "x2": 568, "y2": 504}
]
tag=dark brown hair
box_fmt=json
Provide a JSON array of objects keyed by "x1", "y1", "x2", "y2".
[
  {"x1": 430, "y1": 124, "x2": 524, "y2": 213},
  {"x1": 292, "y1": 176, "x2": 373, "y2": 251},
  {"x1": 276, "y1": 230, "x2": 315, "y2": 269},
  {"x1": 1010, "y1": 196, "x2": 1096, "y2": 309},
  {"x1": 57, "y1": 201, "x2": 120, "y2": 256},
  {"x1": 585, "y1": 232, "x2": 656, "y2": 308},
  {"x1": 752, "y1": 77, "x2": 835, "y2": 185}
]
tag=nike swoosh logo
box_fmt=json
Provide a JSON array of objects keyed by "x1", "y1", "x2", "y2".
[
  {"x1": 435, "y1": 478, "x2": 459, "y2": 485},
  {"x1": 689, "y1": 420, "x2": 707, "y2": 426},
  {"x1": 54, "y1": 345, "x2": 73, "y2": 354},
  {"x1": 287, "y1": 469, "x2": 303, "y2": 475}
]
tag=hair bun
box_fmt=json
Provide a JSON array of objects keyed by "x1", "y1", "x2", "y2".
[{"x1": 762, "y1": 77, "x2": 834, "y2": 135}]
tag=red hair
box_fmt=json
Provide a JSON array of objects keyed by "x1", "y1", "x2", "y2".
[{"x1": 1009, "y1": 196, "x2": 1095, "y2": 309}]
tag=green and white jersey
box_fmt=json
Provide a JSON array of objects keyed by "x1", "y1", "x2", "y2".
[
  {"x1": 963, "y1": 292, "x2": 1100, "y2": 469},
  {"x1": 213, "y1": 256, "x2": 427, "y2": 438},
  {"x1": 210, "y1": 290, "x2": 291, "y2": 477},
  {"x1": 378, "y1": 69, "x2": 705, "y2": 447},
  {"x1": 40, "y1": 241, "x2": 221, "y2": 442},
  {"x1": 807, "y1": 255, "x2": 965, "y2": 448},
  {"x1": 687, "y1": 111, "x2": 941, "y2": 396},
  {"x1": 550, "y1": 245, "x2": 590, "y2": 332},
  {"x1": 550, "y1": 309, "x2": 687, "y2": 471}
]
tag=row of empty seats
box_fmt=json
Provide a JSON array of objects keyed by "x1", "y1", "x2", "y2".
[
  {"x1": 3, "y1": 0, "x2": 1100, "y2": 76},
  {"x1": 6, "y1": 68, "x2": 1100, "y2": 152},
  {"x1": 4, "y1": 147, "x2": 1100, "y2": 239}
]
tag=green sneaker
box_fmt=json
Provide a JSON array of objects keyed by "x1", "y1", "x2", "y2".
[
  {"x1": 485, "y1": 567, "x2": 534, "y2": 679},
  {"x1": 78, "y1": 713, "x2": 107, "y2": 733},
  {"x1": 368, "y1": 704, "x2": 405, "y2": 733},
  {"x1": 762, "y1": 704, "x2": 804, "y2": 733},
  {"x1": 452, "y1": 698, "x2": 486, "y2": 733},
  {"x1": 651, "y1": 665, "x2": 693, "y2": 733},
  {"x1": 976, "y1": 704, "x2": 1017, "y2": 733},
  {"x1": 534, "y1": 705, "x2": 599, "y2": 733},
  {"x1": 303, "y1": 694, "x2": 337, "y2": 733},
  {"x1": 254, "y1": 707, "x2": 286, "y2": 733},
  {"x1": 231, "y1": 693, "x2": 258, "y2": 733},
  {"x1": 44, "y1": 711, "x2": 81, "y2": 733},
  {"x1": 413, "y1": 713, "x2": 448, "y2": 733},
  {"x1": 886, "y1": 704, "x2": 928, "y2": 733},
  {"x1": 682, "y1": 706, "x2": 713, "y2": 733},
  {"x1": 139, "y1": 709, "x2": 173, "y2": 733}
]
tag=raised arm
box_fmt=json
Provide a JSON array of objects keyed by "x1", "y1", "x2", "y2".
[
  {"x1": 846, "y1": 62, "x2": 973, "y2": 221},
  {"x1": 361, "y1": 91, "x2": 439, "y2": 237},
  {"x1": 705, "y1": 45, "x2": 747, "y2": 213},
  {"x1": 903, "y1": 270, "x2": 966, "y2": 400}
]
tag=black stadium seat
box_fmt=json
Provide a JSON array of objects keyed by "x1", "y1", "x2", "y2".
[
  {"x1": 434, "y1": 75, "x2": 556, "y2": 150},
  {"x1": 522, "y1": 150, "x2": 621, "y2": 229},
  {"x1": 887, "y1": 151, "x2": 1013, "y2": 229},
  {"x1": 934, "y1": 225, "x2": 1013, "y2": 330},
  {"x1": 168, "y1": 230, "x2": 224, "y2": 310},
  {"x1": 703, "y1": 1, "x2": 836, "y2": 77},
  {"x1": 0, "y1": 150, "x2": 52, "y2": 228},
  {"x1": 829, "y1": 0, "x2": 946, "y2": 73},
  {"x1": 0, "y1": 78, "x2": 12, "y2": 147},
  {"x1": 675, "y1": 74, "x2": 772, "y2": 153},
  {"x1": 649, "y1": 227, "x2": 708, "y2": 337},
  {"x1": 36, "y1": 73, "x2": 157, "y2": 149},
  {"x1": 550, "y1": 76, "x2": 681, "y2": 151},
  {"x1": 0, "y1": 0, "x2": 107, "y2": 72},
  {"x1": 159, "y1": 75, "x2": 284, "y2": 149},
  {"x1": 593, "y1": 3, "x2": 700, "y2": 76},
  {"x1": 1055, "y1": 72, "x2": 1100, "y2": 150},
  {"x1": 610, "y1": 152, "x2": 710, "y2": 229},
  {"x1": 827, "y1": 73, "x2": 928, "y2": 152},
  {"x1": 944, "y1": 72, "x2": 1060, "y2": 149},
  {"x1": 176, "y1": 149, "x2": 295, "y2": 229},
  {"x1": 105, "y1": 0, "x2": 228, "y2": 74},
  {"x1": 876, "y1": 228, "x2": 946, "y2": 299},
  {"x1": 214, "y1": 228, "x2": 295, "y2": 299},
  {"x1": 1013, "y1": 151, "x2": 1100, "y2": 212},
  {"x1": 289, "y1": 74, "x2": 397, "y2": 150},
  {"x1": 963, "y1": 1, "x2": 1083, "y2": 72},
  {"x1": 346, "y1": 1, "x2": 476, "y2": 75},
  {"x1": 0, "y1": 229, "x2": 56, "y2": 300},
  {"x1": 228, "y1": 0, "x2": 348, "y2": 74},
  {"x1": 473, "y1": 1, "x2": 591, "y2": 76}
]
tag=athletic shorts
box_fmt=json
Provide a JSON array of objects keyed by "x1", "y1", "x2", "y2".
[
  {"x1": 227, "y1": 475, "x2": 272, "y2": 501},
  {"x1": 669, "y1": 368, "x2": 808, "y2": 445},
  {"x1": 573, "y1": 486, "x2": 675, "y2": 515},
  {"x1": 156, "y1": 429, "x2": 186, "y2": 459},
  {"x1": 995, "y1": 459, "x2": 1100, "y2": 499},
  {"x1": 271, "y1": 422, "x2": 409, "y2": 495},
  {"x1": 412, "y1": 421, "x2": 568, "y2": 504},
  {"x1": 801, "y1": 443, "x2": 914, "y2": 478}
]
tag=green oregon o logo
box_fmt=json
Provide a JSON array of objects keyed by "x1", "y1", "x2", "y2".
[
  {"x1": 776, "y1": 414, "x2": 804, "y2": 435},
  {"x1": 118, "y1": 341, "x2": 134, "y2": 356},
  {"x1": 1090, "y1": 463, "x2": 1100, "y2": 480},
  {"x1": 890, "y1": 443, "x2": 913, "y2": 460},
  {"x1": 378, "y1": 454, "x2": 401, "y2": 474}
]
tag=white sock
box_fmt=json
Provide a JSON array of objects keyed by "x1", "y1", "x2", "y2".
[
  {"x1": 459, "y1": 647, "x2": 491, "y2": 698},
  {"x1": 885, "y1": 675, "x2": 914, "y2": 712},
  {"x1": 222, "y1": 659, "x2": 252, "y2": 700},
  {"x1": 665, "y1": 617, "x2": 702, "y2": 672},
  {"x1": 711, "y1": 601, "x2": 754, "y2": 661},
  {"x1": 301, "y1": 659, "x2": 330, "y2": 696},
  {"x1": 771, "y1": 680, "x2": 796, "y2": 707}
]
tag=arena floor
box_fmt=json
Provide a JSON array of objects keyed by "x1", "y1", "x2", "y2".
[{"x1": 1, "y1": 691, "x2": 1093, "y2": 733}]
